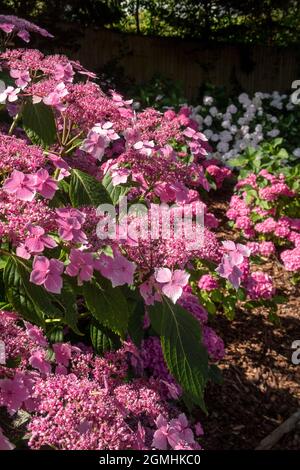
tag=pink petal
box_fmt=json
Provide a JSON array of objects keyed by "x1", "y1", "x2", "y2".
[
  {"x1": 154, "y1": 267, "x2": 172, "y2": 284},
  {"x1": 162, "y1": 283, "x2": 183, "y2": 304}
]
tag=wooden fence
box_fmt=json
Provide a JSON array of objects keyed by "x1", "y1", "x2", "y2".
[{"x1": 59, "y1": 27, "x2": 300, "y2": 100}]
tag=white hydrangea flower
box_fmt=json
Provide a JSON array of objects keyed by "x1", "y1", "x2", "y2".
[{"x1": 203, "y1": 96, "x2": 214, "y2": 106}]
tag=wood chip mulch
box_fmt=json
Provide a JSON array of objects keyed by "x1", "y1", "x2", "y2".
[{"x1": 198, "y1": 185, "x2": 300, "y2": 449}]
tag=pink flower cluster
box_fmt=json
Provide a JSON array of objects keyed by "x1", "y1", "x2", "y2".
[
  {"x1": 228, "y1": 171, "x2": 300, "y2": 271},
  {"x1": 0, "y1": 312, "x2": 203, "y2": 451},
  {"x1": 198, "y1": 274, "x2": 219, "y2": 291},
  {"x1": 0, "y1": 134, "x2": 45, "y2": 174},
  {"x1": 245, "y1": 271, "x2": 275, "y2": 300},
  {"x1": 0, "y1": 14, "x2": 53, "y2": 43}
]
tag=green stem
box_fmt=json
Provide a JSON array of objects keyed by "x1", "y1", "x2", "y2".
[{"x1": 8, "y1": 112, "x2": 20, "y2": 136}]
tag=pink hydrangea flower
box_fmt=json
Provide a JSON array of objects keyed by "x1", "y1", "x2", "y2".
[
  {"x1": 34, "y1": 169, "x2": 58, "y2": 199},
  {"x1": 95, "y1": 253, "x2": 136, "y2": 287},
  {"x1": 29, "y1": 350, "x2": 51, "y2": 375},
  {"x1": 53, "y1": 343, "x2": 72, "y2": 367},
  {"x1": 80, "y1": 122, "x2": 119, "y2": 161},
  {"x1": 53, "y1": 62, "x2": 74, "y2": 83},
  {"x1": 43, "y1": 82, "x2": 68, "y2": 111},
  {"x1": 10, "y1": 68, "x2": 31, "y2": 89},
  {"x1": 222, "y1": 240, "x2": 251, "y2": 258},
  {"x1": 24, "y1": 322, "x2": 48, "y2": 347},
  {"x1": 216, "y1": 252, "x2": 243, "y2": 289},
  {"x1": 48, "y1": 154, "x2": 70, "y2": 180},
  {"x1": 280, "y1": 247, "x2": 300, "y2": 271},
  {"x1": 139, "y1": 278, "x2": 161, "y2": 305},
  {"x1": 3, "y1": 170, "x2": 36, "y2": 201},
  {"x1": 154, "y1": 268, "x2": 190, "y2": 304},
  {"x1": 0, "y1": 372, "x2": 30, "y2": 415},
  {"x1": 56, "y1": 208, "x2": 87, "y2": 244},
  {"x1": 246, "y1": 271, "x2": 275, "y2": 300},
  {"x1": 152, "y1": 413, "x2": 199, "y2": 450},
  {"x1": 65, "y1": 249, "x2": 94, "y2": 285},
  {"x1": 16, "y1": 224, "x2": 57, "y2": 259},
  {"x1": 30, "y1": 256, "x2": 64, "y2": 294},
  {"x1": 0, "y1": 85, "x2": 20, "y2": 103},
  {"x1": 198, "y1": 274, "x2": 218, "y2": 291},
  {"x1": 259, "y1": 241, "x2": 275, "y2": 257}
]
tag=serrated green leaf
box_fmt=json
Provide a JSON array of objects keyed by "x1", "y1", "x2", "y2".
[
  {"x1": 69, "y1": 169, "x2": 112, "y2": 207},
  {"x1": 83, "y1": 277, "x2": 129, "y2": 337},
  {"x1": 149, "y1": 299, "x2": 209, "y2": 410},
  {"x1": 4, "y1": 256, "x2": 48, "y2": 326},
  {"x1": 90, "y1": 318, "x2": 121, "y2": 355},
  {"x1": 22, "y1": 101, "x2": 56, "y2": 147},
  {"x1": 3, "y1": 256, "x2": 81, "y2": 334}
]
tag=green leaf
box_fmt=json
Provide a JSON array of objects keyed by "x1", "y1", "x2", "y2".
[
  {"x1": 102, "y1": 172, "x2": 130, "y2": 206},
  {"x1": 237, "y1": 288, "x2": 246, "y2": 301},
  {"x1": 3, "y1": 256, "x2": 47, "y2": 326},
  {"x1": 22, "y1": 101, "x2": 56, "y2": 147},
  {"x1": 228, "y1": 157, "x2": 248, "y2": 168},
  {"x1": 272, "y1": 295, "x2": 287, "y2": 304},
  {"x1": 128, "y1": 299, "x2": 145, "y2": 346},
  {"x1": 210, "y1": 290, "x2": 223, "y2": 303},
  {"x1": 58, "y1": 278, "x2": 82, "y2": 335},
  {"x1": 223, "y1": 296, "x2": 236, "y2": 320},
  {"x1": 83, "y1": 277, "x2": 129, "y2": 337},
  {"x1": 3, "y1": 256, "x2": 81, "y2": 334},
  {"x1": 90, "y1": 318, "x2": 121, "y2": 355},
  {"x1": 69, "y1": 169, "x2": 112, "y2": 207},
  {"x1": 149, "y1": 299, "x2": 209, "y2": 410},
  {"x1": 47, "y1": 326, "x2": 64, "y2": 343}
]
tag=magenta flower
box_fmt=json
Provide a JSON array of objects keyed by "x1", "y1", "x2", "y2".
[
  {"x1": 34, "y1": 169, "x2": 58, "y2": 199},
  {"x1": 48, "y1": 154, "x2": 70, "y2": 180},
  {"x1": 111, "y1": 255, "x2": 136, "y2": 287},
  {"x1": 10, "y1": 69, "x2": 31, "y2": 89},
  {"x1": 80, "y1": 122, "x2": 119, "y2": 161},
  {"x1": 30, "y1": 256, "x2": 64, "y2": 294},
  {"x1": 17, "y1": 29, "x2": 30, "y2": 42},
  {"x1": 43, "y1": 82, "x2": 68, "y2": 111},
  {"x1": 0, "y1": 23, "x2": 14, "y2": 33},
  {"x1": 17, "y1": 224, "x2": 57, "y2": 259},
  {"x1": 0, "y1": 85, "x2": 21, "y2": 103},
  {"x1": 0, "y1": 372, "x2": 30, "y2": 415},
  {"x1": 198, "y1": 274, "x2": 218, "y2": 291},
  {"x1": 222, "y1": 240, "x2": 251, "y2": 258},
  {"x1": 25, "y1": 322, "x2": 48, "y2": 347},
  {"x1": 216, "y1": 253, "x2": 243, "y2": 289},
  {"x1": 154, "y1": 268, "x2": 190, "y2": 304},
  {"x1": 29, "y1": 350, "x2": 51, "y2": 375},
  {"x1": 56, "y1": 208, "x2": 87, "y2": 244},
  {"x1": 3, "y1": 170, "x2": 36, "y2": 201},
  {"x1": 53, "y1": 343, "x2": 72, "y2": 367},
  {"x1": 152, "y1": 414, "x2": 197, "y2": 450},
  {"x1": 53, "y1": 63, "x2": 74, "y2": 83},
  {"x1": 94, "y1": 253, "x2": 136, "y2": 287},
  {"x1": 65, "y1": 249, "x2": 94, "y2": 285}
]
